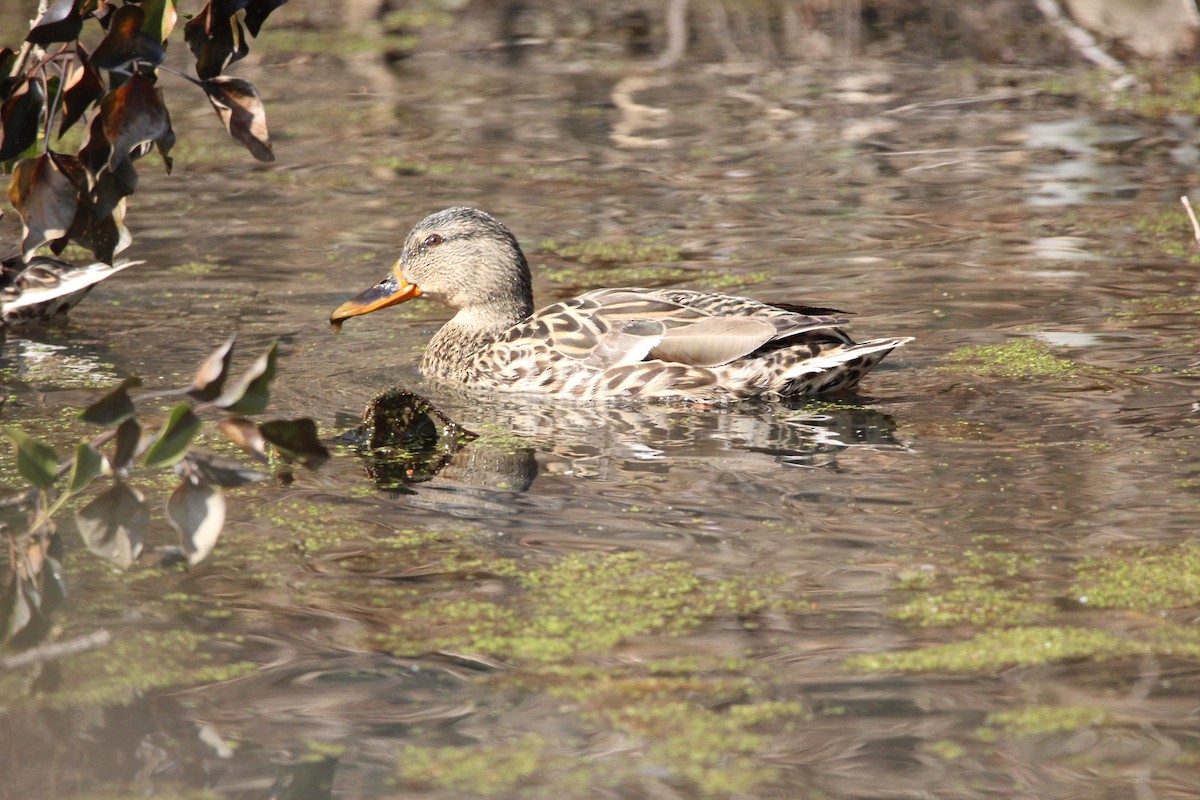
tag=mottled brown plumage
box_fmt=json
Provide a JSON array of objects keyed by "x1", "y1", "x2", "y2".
[
  {"x1": 331, "y1": 207, "x2": 911, "y2": 402},
  {"x1": 2, "y1": 256, "x2": 139, "y2": 327}
]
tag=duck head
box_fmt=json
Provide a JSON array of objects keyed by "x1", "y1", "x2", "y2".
[{"x1": 330, "y1": 206, "x2": 533, "y2": 330}]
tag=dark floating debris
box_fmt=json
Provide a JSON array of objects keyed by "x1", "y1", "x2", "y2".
[{"x1": 339, "y1": 388, "x2": 477, "y2": 488}]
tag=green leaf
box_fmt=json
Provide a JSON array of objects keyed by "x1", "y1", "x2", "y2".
[
  {"x1": 139, "y1": 0, "x2": 177, "y2": 42},
  {"x1": 188, "y1": 336, "x2": 235, "y2": 402},
  {"x1": 75, "y1": 483, "x2": 146, "y2": 569},
  {"x1": 166, "y1": 479, "x2": 225, "y2": 566},
  {"x1": 215, "y1": 340, "x2": 278, "y2": 415},
  {"x1": 259, "y1": 418, "x2": 329, "y2": 470},
  {"x1": 79, "y1": 377, "x2": 142, "y2": 426},
  {"x1": 3, "y1": 428, "x2": 60, "y2": 490},
  {"x1": 143, "y1": 404, "x2": 202, "y2": 469},
  {"x1": 111, "y1": 417, "x2": 142, "y2": 472},
  {"x1": 68, "y1": 443, "x2": 105, "y2": 493}
]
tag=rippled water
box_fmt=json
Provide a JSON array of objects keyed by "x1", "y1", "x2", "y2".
[{"x1": 3, "y1": 5, "x2": 1200, "y2": 799}]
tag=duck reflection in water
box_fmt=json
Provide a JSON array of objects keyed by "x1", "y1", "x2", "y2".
[{"x1": 342, "y1": 389, "x2": 905, "y2": 516}]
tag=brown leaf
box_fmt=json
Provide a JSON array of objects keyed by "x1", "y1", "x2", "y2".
[
  {"x1": 217, "y1": 416, "x2": 267, "y2": 461},
  {"x1": 166, "y1": 478, "x2": 225, "y2": 566},
  {"x1": 78, "y1": 111, "x2": 112, "y2": 178},
  {"x1": 9, "y1": 153, "x2": 81, "y2": 260},
  {"x1": 91, "y1": 4, "x2": 165, "y2": 70},
  {"x1": 75, "y1": 483, "x2": 146, "y2": 569},
  {"x1": 185, "y1": 3, "x2": 249, "y2": 80},
  {"x1": 27, "y1": 0, "x2": 83, "y2": 45},
  {"x1": 75, "y1": 73, "x2": 173, "y2": 226},
  {"x1": 244, "y1": 0, "x2": 288, "y2": 37},
  {"x1": 111, "y1": 417, "x2": 142, "y2": 471},
  {"x1": 0, "y1": 79, "x2": 45, "y2": 162},
  {"x1": 59, "y1": 44, "x2": 105, "y2": 138},
  {"x1": 101, "y1": 72, "x2": 171, "y2": 171},
  {"x1": 202, "y1": 76, "x2": 274, "y2": 162},
  {"x1": 189, "y1": 336, "x2": 236, "y2": 401},
  {"x1": 64, "y1": 193, "x2": 131, "y2": 263},
  {"x1": 155, "y1": 125, "x2": 175, "y2": 174}
]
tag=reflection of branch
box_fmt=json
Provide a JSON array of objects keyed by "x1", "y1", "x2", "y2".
[
  {"x1": 611, "y1": 0, "x2": 687, "y2": 149},
  {"x1": 1030, "y1": 0, "x2": 1131, "y2": 86},
  {"x1": 656, "y1": 0, "x2": 689, "y2": 69},
  {"x1": 0, "y1": 629, "x2": 111, "y2": 671},
  {"x1": 1181, "y1": 196, "x2": 1200, "y2": 247},
  {"x1": 610, "y1": 74, "x2": 671, "y2": 149}
]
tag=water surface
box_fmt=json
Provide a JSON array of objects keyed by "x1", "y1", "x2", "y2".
[{"x1": 2, "y1": 6, "x2": 1200, "y2": 799}]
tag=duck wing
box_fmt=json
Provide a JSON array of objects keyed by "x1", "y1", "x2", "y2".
[
  {"x1": 1, "y1": 257, "x2": 140, "y2": 324},
  {"x1": 567, "y1": 288, "x2": 823, "y2": 369}
]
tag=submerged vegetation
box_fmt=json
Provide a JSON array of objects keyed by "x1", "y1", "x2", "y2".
[{"x1": 939, "y1": 338, "x2": 1084, "y2": 379}]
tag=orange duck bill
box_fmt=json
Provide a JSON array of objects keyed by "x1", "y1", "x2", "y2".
[{"x1": 330, "y1": 267, "x2": 421, "y2": 330}]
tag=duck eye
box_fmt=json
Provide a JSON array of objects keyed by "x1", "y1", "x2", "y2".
[{"x1": 423, "y1": 233, "x2": 443, "y2": 247}]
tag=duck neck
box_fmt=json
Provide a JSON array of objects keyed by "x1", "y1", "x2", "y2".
[{"x1": 422, "y1": 296, "x2": 533, "y2": 379}]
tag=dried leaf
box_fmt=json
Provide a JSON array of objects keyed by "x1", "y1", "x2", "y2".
[
  {"x1": 78, "y1": 111, "x2": 111, "y2": 178},
  {"x1": 202, "y1": 76, "x2": 273, "y2": 162},
  {"x1": 90, "y1": 155, "x2": 139, "y2": 221},
  {"x1": 259, "y1": 418, "x2": 329, "y2": 469},
  {"x1": 215, "y1": 340, "x2": 277, "y2": 414},
  {"x1": 27, "y1": 0, "x2": 83, "y2": 45},
  {"x1": 68, "y1": 442, "x2": 105, "y2": 493},
  {"x1": 155, "y1": 125, "x2": 174, "y2": 174},
  {"x1": 3, "y1": 428, "x2": 60, "y2": 490},
  {"x1": 80, "y1": 376, "x2": 142, "y2": 425},
  {"x1": 179, "y1": 449, "x2": 267, "y2": 486},
  {"x1": 75, "y1": 483, "x2": 146, "y2": 569},
  {"x1": 64, "y1": 192, "x2": 131, "y2": 264},
  {"x1": 0, "y1": 577, "x2": 33, "y2": 645},
  {"x1": 0, "y1": 79, "x2": 45, "y2": 162},
  {"x1": 189, "y1": 336, "x2": 235, "y2": 401},
  {"x1": 91, "y1": 4, "x2": 165, "y2": 70},
  {"x1": 244, "y1": 0, "x2": 288, "y2": 37},
  {"x1": 166, "y1": 478, "x2": 225, "y2": 565},
  {"x1": 217, "y1": 416, "x2": 267, "y2": 461},
  {"x1": 9, "y1": 153, "x2": 80, "y2": 260},
  {"x1": 143, "y1": 404, "x2": 202, "y2": 468},
  {"x1": 111, "y1": 416, "x2": 142, "y2": 471},
  {"x1": 101, "y1": 72, "x2": 171, "y2": 172},
  {"x1": 185, "y1": 3, "x2": 249, "y2": 80},
  {"x1": 59, "y1": 44, "x2": 105, "y2": 138}
]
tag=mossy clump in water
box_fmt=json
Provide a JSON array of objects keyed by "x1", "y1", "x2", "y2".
[
  {"x1": 984, "y1": 704, "x2": 1114, "y2": 738},
  {"x1": 0, "y1": 630, "x2": 255, "y2": 714},
  {"x1": 372, "y1": 550, "x2": 783, "y2": 663},
  {"x1": 890, "y1": 583, "x2": 1055, "y2": 628},
  {"x1": 1111, "y1": 293, "x2": 1200, "y2": 319},
  {"x1": 538, "y1": 238, "x2": 683, "y2": 265},
  {"x1": 852, "y1": 539, "x2": 1200, "y2": 675},
  {"x1": 940, "y1": 338, "x2": 1083, "y2": 379},
  {"x1": 845, "y1": 624, "x2": 1200, "y2": 673},
  {"x1": 396, "y1": 697, "x2": 808, "y2": 796},
  {"x1": 590, "y1": 699, "x2": 805, "y2": 795},
  {"x1": 1073, "y1": 544, "x2": 1200, "y2": 610},
  {"x1": 399, "y1": 734, "x2": 558, "y2": 795}
]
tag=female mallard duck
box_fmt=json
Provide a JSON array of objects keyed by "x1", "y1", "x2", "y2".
[
  {"x1": 331, "y1": 207, "x2": 911, "y2": 402},
  {"x1": 1, "y1": 255, "x2": 139, "y2": 327}
]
